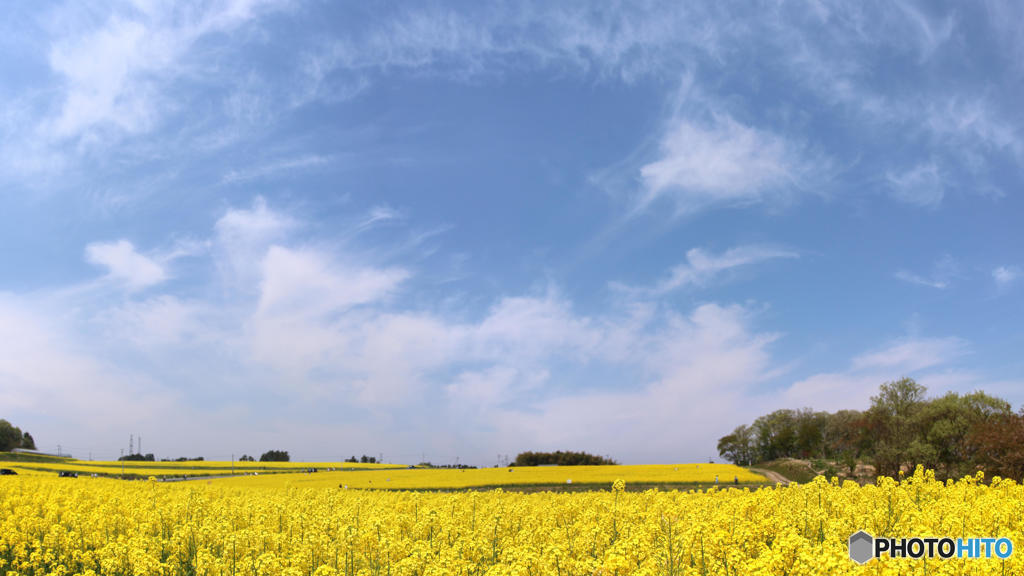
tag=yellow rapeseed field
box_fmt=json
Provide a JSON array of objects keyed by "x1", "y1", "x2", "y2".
[
  {"x1": 2, "y1": 461, "x2": 761, "y2": 487},
  {"x1": 217, "y1": 463, "x2": 765, "y2": 490},
  {"x1": 2, "y1": 467, "x2": 1023, "y2": 575}
]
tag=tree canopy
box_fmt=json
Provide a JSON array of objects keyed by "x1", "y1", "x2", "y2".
[
  {"x1": 0, "y1": 420, "x2": 35, "y2": 452},
  {"x1": 717, "y1": 379, "x2": 1015, "y2": 479},
  {"x1": 512, "y1": 451, "x2": 617, "y2": 466},
  {"x1": 260, "y1": 450, "x2": 290, "y2": 462}
]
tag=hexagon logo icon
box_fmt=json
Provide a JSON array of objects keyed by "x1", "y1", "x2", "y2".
[{"x1": 848, "y1": 531, "x2": 874, "y2": 564}]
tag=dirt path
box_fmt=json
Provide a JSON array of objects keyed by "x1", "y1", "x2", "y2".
[{"x1": 751, "y1": 468, "x2": 790, "y2": 485}]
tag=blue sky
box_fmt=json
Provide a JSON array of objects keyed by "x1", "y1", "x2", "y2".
[{"x1": 1, "y1": 0, "x2": 1022, "y2": 464}]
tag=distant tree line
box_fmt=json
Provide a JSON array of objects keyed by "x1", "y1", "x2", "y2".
[
  {"x1": 0, "y1": 420, "x2": 36, "y2": 452},
  {"x1": 104, "y1": 453, "x2": 291, "y2": 463},
  {"x1": 418, "y1": 462, "x2": 476, "y2": 469},
  {"x1": 717, "y1": 378, "x2": 1024, "y2": 479},
  {"x1": 512, "y1": 451, "x2": 618, "y2": 466},
  {"x1": 345, "y1": 455, "x2": 377, "y2": 464},
  {"x1": 260, "y1": 450, "x2": 290, "y2": 462}
]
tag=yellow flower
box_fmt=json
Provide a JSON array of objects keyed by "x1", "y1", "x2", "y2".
[{"x1": 3, "y1": 465, "x2": 1023, "y2": 575}]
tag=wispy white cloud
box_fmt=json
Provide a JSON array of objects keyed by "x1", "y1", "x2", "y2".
[
  {"x1": 637, "y1": 113, "x2": 813, "y2": 214},
  {"x1": 0, "y1": 0, "x2": 291, "y2": 191},
  {"x1": 446, "y1": 366, "x2": 548, "y2": 411},
  {"x1": 886, "y1": 162, "x2": 945, "y2": 207},
  {"x1": 297, "y1": 3, "x2": 718, "y2": 89},
  {"x1": 851, "y1": 336, "x2": 968, "y2": 372},
  {"x1": 7, "y1": 0, "x2": 1016, "y2": 220},
  {"x1": 993, "y1": 265, "x2": 1021, "y2": 289},
  {"x1": 894, "y1": 1, "x2": 955, "y2": 62},
  {"x1": 894, "y1": 271, "x2": 947, "y2": 289},
  {"x1": 12, "y1": 195, "x2": 1019, "y2": 462},
  {"x1": 777, "y1": 335, "x2": 970, "y2": 412},
  {"x1": 613, "y1": 245, "x2": 798, "y2": 296},
  {"x1": 483, "y1": 303, "x2": 780, "y2": 462},
  {"x1": 3, "y1": 1, "x2": 1022, "y2": 462},
  {"x1": 85, "y1": 239, "x2": 167, "y2": 290},
  {"x1": 44, "y1": 0, "x2": 287, "y2": 143},
  {"x1": 257, "y1": 246, "x2": 409, "y2": 318},
  {"x1": 925, "y1": 98, "x2": 1023, "y2": 160},
  {"x1": 756, "y1": 1, "x2": 1017, "y2": 204},
  {"x1": 215, "y1": 196, "x2": 295, "y2": 245},
  {"x1": 984, "y1": 0, "x2": 1024, "y2": 75},
  {"x1": 0, "y1": 293, "x2": 180, "y2": 440},
  {"x1": 221, "y1": 154, "x2": 335, "y2": 184},
  {"x1": 97, "y1": 295, "x2": 206, "y2": 349},
  {"x1": 472, "y1": 290, "x2": 599, "y2": 363},
  {"x1": 894, "y1": 254, "x2": 959, "y2": 289},
  {"x1": 213, "y1": 196, "x2": 296, "y2": 289},
  {"x1": 4, "y1": 198, "x2": 789, "y2": 461},
  {"x1": 354, "y1": 205, "x2": 403, "y2": 232},
  {"x1": 46, "y1": 17, "x2": 156, "y2": 139}
]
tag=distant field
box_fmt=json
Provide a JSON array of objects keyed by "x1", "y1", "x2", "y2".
[
  {"x1": 214, "y1": 463, "x2": 767, "y2": 490},
  {"x1": 0, "y1": 455, "x2": 404, "y2": 478},
  {"x1": 0, "y1": 453, "x2": 766, "y2": 488}
]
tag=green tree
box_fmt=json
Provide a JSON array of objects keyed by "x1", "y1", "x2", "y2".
[
  {"x1": 0, "y1": 420, "x2": 24, "y2": 452},
  {"x1": 824, "y1": 410, "x2": 869, "y2": 475},
  {"x1": 21, "y1": 431, "x2": 35, "y2": 450},
  {"x1": 915, "y1": 391, "x2": 1011, "y2": 478},
  {"x1": 967, "y1": 410, "x2": 1024, "y2": 479},
  {"x1": 512, "y1": 451, "x2": 618, "y2": 466},
  {"x1": 717, "y1": 425, "x2": 755, "y2": 465},
  {"x1": 751, "y1": 409, "x2": 798, "y2": 461},
  {"x1": 793, "y1": 409, "x2": 829, "y2": 458},
  {"x1": 867, "y1": 377, "x2": 927, "y2": 476},
  {"x1": 717, "y1": 379, "x2": 1018, "y2": 480},
  {"x1": 260, "y1": 450, "x2": 290, "y2": 462}
]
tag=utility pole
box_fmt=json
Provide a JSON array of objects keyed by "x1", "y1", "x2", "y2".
[
  {"x1": 129, "y1": 434, "x2": 134, "y2": 456},
  {"x1": 57, "y1": 444, "x2": 61, "y2": 457}
]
